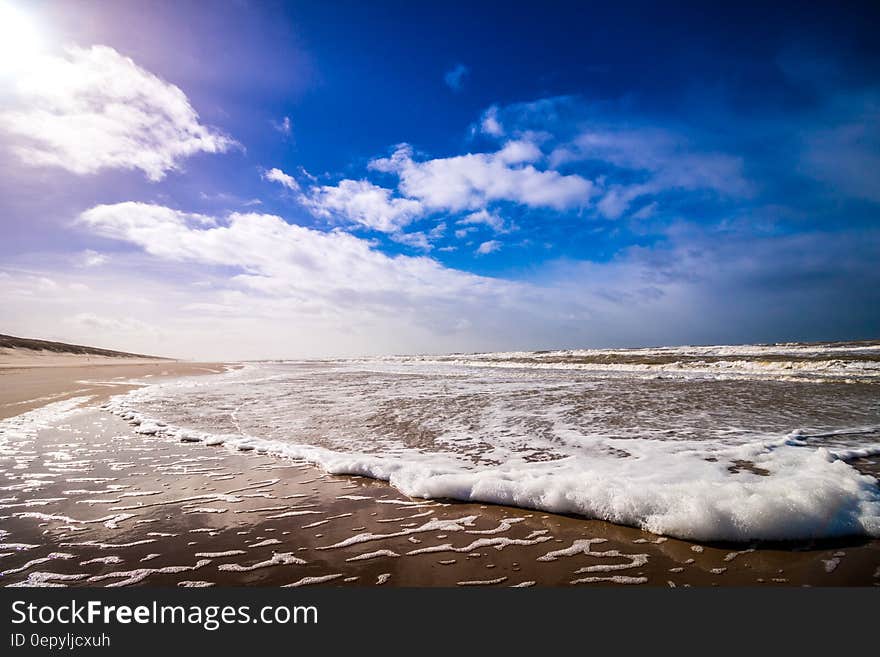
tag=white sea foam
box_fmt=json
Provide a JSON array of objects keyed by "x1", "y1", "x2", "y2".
[
  {"x1": 457, "y1": 576, "x2": 508, "y2": 586},
  {"x1": 80, "y1": 556, "x2": 124, "y2": 566},
  {"x1": 407, "y1": 534, "x2": 552, "y2": 555},
  {"x1": 217, "y1": 552, "x2": 306, "y2": 572},
  {"x1": 572, "y1": 550, "x2": 648, "y2": 573},
  {"x1": 570, "y1": 575, "x2": 648, "y2": 585},
  {"x1": 88, "y1": 559, "x2": 212, "y2": 587},
  {"x1": 317, "y1": 516, "x2": 478, "y2": 550},
  {"x1": 537, "y1": 539, "x2": 609, "y2": 561},
  {"x1": 0, "y1": 397, "x2": 92, "y2": 447},
  {"x1": 178, "y1": 580, "x2": 215, "y2": 587},
  {"x1": 0, "y1": 543, "x2": 40, "y2": 551},
  {"x1": 1, "y1": 553, "x2": 75, "y2": 576},
  {"x1": 283, "y1": 573, "x2": 344, "y2": 587},
  {"x1": 98, "y1": 342, "x2": 880, "y2": 542},
  {"x1": 359, "y1": 341, "x2": 880, "y2": 384},
  {"x1": 6, "y1": 572, "x2": 89, "y2": 587},
  {"x1": 345, "y1": 549, "x2": 400, "y2": 561}
]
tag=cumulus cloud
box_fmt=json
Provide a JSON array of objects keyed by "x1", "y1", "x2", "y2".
[
  {"x1": 301, "y1": 179, "x2": 424, "y2": 233},
  {"x1": 476, "y1": 240, "x2": 502, "y2": 255},
  {"x1": 4, "y1": 201, "x2": 876, "y2": 358},
  {"x1": 262, "y1": 167, "x2": 300, "y2": 191},
  {"x1": 77, "y1": 249, "x2": 108, "y2": 267},
  {"x1": 472, "y1": 96, "x2": 756, "y2": 219},
  {"x1": 391, "y1": 231, "x2": 432, "y2": 251},
  {"x1": 55, "y1": 201, "x2": 550, "y2": 357},
  {"x1": 75, "y1": 202, "x2": 878, "y2": 348},
  {"x1": 369, "y1": 142, "x2": 593, "y2": 212},
  {"x1": 0, "y1": 45, "x2": 235, "y2": 181},
  {"x1": 479, "y1": 105, "x2": 504, "y2": 136},
  {"x1": 390, "y1": 222, "x2": 447, "y2": 252},
  {"x1": 76, "y1": 202, "x2": 508, "y2": 310},
  {"x1": 458, "y1": 209, "x2": 509, "y2": 233}
]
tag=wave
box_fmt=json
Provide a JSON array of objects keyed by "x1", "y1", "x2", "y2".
[
  {"x1": 345, "y1": 341, "x2": 880, "y2": 384},
  {"x1": 100, "y1": 353, "x2": 880, "y2": 543}
]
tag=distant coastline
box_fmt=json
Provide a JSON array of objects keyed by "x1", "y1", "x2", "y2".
[{"x1": 0, "y1": 332, "x2": 169, "y2": 361}]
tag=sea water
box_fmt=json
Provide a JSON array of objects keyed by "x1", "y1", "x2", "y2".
[{"x1": 105, "y1": 341, "x2": 880, "y2": 542}]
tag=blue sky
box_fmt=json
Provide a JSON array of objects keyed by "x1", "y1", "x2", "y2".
[{"x1": 1, "y1": 0, "x2": 878, "y2": 358}]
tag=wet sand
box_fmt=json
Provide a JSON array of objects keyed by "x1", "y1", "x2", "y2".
[
  {"x1": 1, "y1": 366, "x2": 879, "y2": 587},
  {"x1": 0, "y1": 359, "x2": 228, "y2": 419}
]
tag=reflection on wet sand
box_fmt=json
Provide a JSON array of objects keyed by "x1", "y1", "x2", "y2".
[{"x1": 2, "y1": 402, "x2": 878, "y2": 587}]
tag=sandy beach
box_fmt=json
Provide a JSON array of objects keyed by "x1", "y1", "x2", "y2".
[
  {"x1": 0, "y1": 361, "x2": 227, "y2": 420},
  {"x1": 1, "y1": 356, "x2": 878, "y2": 587}
]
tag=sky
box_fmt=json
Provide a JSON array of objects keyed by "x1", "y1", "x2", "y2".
[{"x1": 0, "y1": 0, "x2": 878, "y2": 359}]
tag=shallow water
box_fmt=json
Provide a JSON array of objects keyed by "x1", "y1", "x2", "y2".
[{"x1": 106, "y1": 341, "x2": 880, "y2": 542}]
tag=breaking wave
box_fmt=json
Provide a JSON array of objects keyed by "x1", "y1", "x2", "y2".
[{"x1": 104, "y1": 340, "x2": 880, "y2": 542}]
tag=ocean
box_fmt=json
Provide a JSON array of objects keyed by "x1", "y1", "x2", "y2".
[{"x1": 105, "y1": 341, "x2": 880, "y2": 542}]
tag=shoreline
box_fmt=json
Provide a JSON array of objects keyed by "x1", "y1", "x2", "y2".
[
  {"x1": 1, "y1": 362, "x2": 878, "y2": 587},
  {"x1": 0, "y1": 359, "x2": 231, "y2": 420}
]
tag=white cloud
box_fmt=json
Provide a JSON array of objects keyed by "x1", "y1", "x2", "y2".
[
  {"x1": 62, "y1": 202, "x2": 555, "y2": 357},
  {"x1": 390, "y1": 222, "x2": 446, "y2": 252},
  {"x1": 595, "y1": 183, "x2": 655, "y2": 219},
  {"x1": 66, "y1": 312, "x2": 161, "y2": 336},
  {"x1": 480, "y1": 105, "x2": 504, "y2": 136},
  {"x1": 370, "y1": 143, "x2": 593, "y2": 212},
  {"x1": 391, "y1": 231, "x2": 432, "y2": 251},
  {"x1": 302, "y1": 179, "x2": 424, "y2": 233},
  {"x1": 262, "y1": 167, "x2": 300, "y2": 191},
  {"x1": 631, "y1": 201, "x2": 658, "y2": 220},
  {"x1": 0, "y1": 45, "x2": 235, "y2": 181},
  {"x1": 273, "y1": 116, "x2": 292, "y2": 136},
  {"x1": 495, "y1": 139, "x2": 543, "y2": 164},
  {"x1": 6, "y1": 208, "x2": 876, "y2": 358},
  {"x1": 550, "y1": 127, "x2": 751, "y2": 217},
  {"x1": 298, "y1": 165, "x2": 318, "y2": 183},
  {"x1": 476, "y1": 240, "x2": 502, "y2": 255},
  {"x1": 77, "y1": 249, "x2": 108, "y2": 267},
  {"x1": 76, "y1": 202, "x2": 506, "y2": 309},
  {"x1": 458, "y1": 209, "x2": 508, "y2": 233}
]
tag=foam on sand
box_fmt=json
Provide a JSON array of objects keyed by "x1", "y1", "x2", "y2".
[
  {"x1": 283, "y1": 573, "x2": 344, "y2": 587},
  {"x1": 570, "y1": 575, "x2": 648, "y2": 585},
  {"x1": 345, "y1": 549, "x2": 400, "y2": 562},
  {"x1": 317, "y1": 516, "x2": 478, "y2": 550},
  {"x1": 87, "y1": 559, "x2": 213, "y2": 587},
  {"x1": 457, "y1": 576, "x2": 508, "y2": 586},
  {"x1": 217, "y1": 551, "x2": 306, "y2": 572}
]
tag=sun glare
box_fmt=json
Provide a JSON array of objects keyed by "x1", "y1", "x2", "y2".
[{"x1": 0, "y1": 1, "x2": 45, "y2": 72}]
